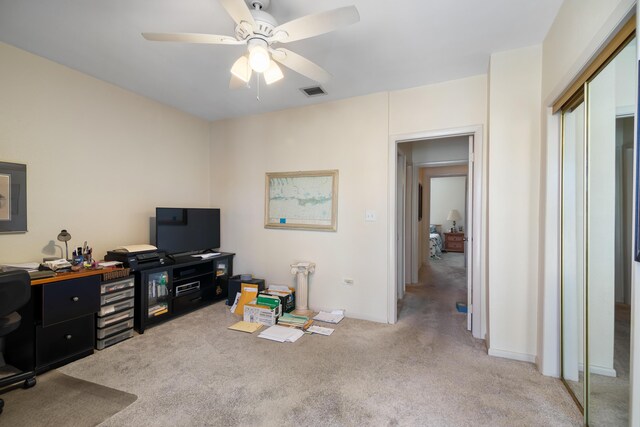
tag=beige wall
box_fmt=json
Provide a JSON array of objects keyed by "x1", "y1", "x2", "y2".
[
  {"x1": 0, "y1": 42, "x2": 211, "y2": 262},
  {"x1": 542, "y1": 0, "x2": 635, "y2": 102},
  {"x1": 210, "y1": 94, "x2": 390, "y2": 321},
  {"x1": 488, "y1": 45, "x2": 543, "y2": 361},
  {"x1": 211, "y1": 75, "x2": 488, "y2": 323},
  {"x1": 389, "y1": 75, "x2": 488, "y2": 136},
  {"x1": 431, "y1": 177, "x2": 466, "y2": 231}
]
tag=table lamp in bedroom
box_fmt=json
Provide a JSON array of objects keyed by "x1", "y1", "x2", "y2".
[{"x1": 447, "y1": 209, "x2": 461, "y2": 232}]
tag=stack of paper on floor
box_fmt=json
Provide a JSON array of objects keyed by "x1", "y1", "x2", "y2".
[
  {"x1": 313, "y1": 310, "x2": 344, "y2": 324},
  {"x1": 307, "y1": 325, "x2": 334, "y2": 336},
  {"x1": 258, "y1": 325, "x2": 304, "y2": 343},
  {"x1": 278, "y1": 313, "x2": 312, "y2": 329}
]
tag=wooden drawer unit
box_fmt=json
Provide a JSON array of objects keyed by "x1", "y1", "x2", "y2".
[
  {"x1": 444, "y1": 232, "x2": 465, "y2": 253},
  {"x1": 42, "y1": 276, "x2": 100, "y2": 326},
  {"x1": 36, "y1": 314, "x2": 94, "y2": 368}
]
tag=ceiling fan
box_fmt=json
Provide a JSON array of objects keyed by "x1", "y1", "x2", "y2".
[{"x1": 142, "y1": 0, "x2": 360, "y2": 88}]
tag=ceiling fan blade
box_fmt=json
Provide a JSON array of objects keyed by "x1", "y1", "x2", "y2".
[
  {"x1": 271, "y1": 48, "x2": 331, "y2": 83},
  {"x1": 142, "y1": 32, "x2": 243, "y2": 45},
  {"x1": 270, "y1": 6, "x2": 359, "y2": 44},
  {"x1": 219, "y1": 0, "x2": 257, "y2": 28}
]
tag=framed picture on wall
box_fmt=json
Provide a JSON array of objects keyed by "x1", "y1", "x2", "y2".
[
  {"x1": 418, "y1": 183, "x2": 423, "y2": 221},
  {"x1": 265, "y1": 170, "x2": 338, "y2": 231},
  {"x1": 0, "y1": 161, "x2": 27, "y2": 233}
]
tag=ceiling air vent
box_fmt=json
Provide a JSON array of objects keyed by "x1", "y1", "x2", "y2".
[{"x1": 300, "y1": 86, "x2": 327, "y2": 97}]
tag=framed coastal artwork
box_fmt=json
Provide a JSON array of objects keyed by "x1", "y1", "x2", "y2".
[{"x1": 265, "y1": 170, "x2": 338, "y2": 231}]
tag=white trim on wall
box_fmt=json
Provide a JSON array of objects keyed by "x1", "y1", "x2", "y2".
[{"x1": 488, "y1": 348, "x2": 537, "y2": 364}]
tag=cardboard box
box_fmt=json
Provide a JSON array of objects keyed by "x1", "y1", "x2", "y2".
[
  {"x1": 261, "y1": 288, "x2": 295, "y2": 313},
  {"x1": 243, "y1": 303, "x2": 279, "y2": 326},
  {"x1": 256, "y1": 294, "x2": 282, "y2": 314}
]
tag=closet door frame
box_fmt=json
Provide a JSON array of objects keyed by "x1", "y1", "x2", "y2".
[{"x1": 557, "y1": 16, "x2": 636, "y2": 425}]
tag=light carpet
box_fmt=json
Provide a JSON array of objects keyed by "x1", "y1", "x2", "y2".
[
  {"x1": 0, "y1": 370, "x2": 137, "y2": 426},
  {"x1": 48, "y1": 253, "x2": 582, "y2": 426}
]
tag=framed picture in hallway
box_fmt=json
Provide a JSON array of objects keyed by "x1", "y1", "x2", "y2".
[
  {"x1": 418, "y1": 183, "x2": 423, "y2": 221},
  {"x1": 265, "y1": 170, "x2": 338, "y2": 231},
  {"x1": 0, "y1": 161, "x2": 27, "y2": 233}
]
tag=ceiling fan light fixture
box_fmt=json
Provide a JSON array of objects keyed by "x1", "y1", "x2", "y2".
[
  {"x1": 263, "y1": 61, "x2": 283, "y2": 84},
  {"x1": 248, "y1": 39, "x2": 271, "y2": 73},
  {"x1": 230, "y1": 55, "x2": 252, "y2": 82}
]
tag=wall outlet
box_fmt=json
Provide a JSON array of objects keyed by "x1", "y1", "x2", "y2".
[
  {"x1": 365, "y1": 210, "x2": 377, "y2": 221},
  {"x1": 343, "y1": 278, "x2": 354, "y2": 286}
]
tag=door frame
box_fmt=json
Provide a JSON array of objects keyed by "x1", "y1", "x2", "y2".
[
  {"x1": 388, "y1": 125, "x2": 485, "y2": 340},
  {"x1": 397, "y1": 151, "x2": 407, "y2": 301}
]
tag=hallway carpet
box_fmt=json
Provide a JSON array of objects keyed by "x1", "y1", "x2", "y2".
[{"x1": 46, "y1": 253, "x2": 580, "y2": 426}]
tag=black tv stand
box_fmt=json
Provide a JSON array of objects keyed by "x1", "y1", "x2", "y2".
[{"x1": 133, "y1": 252, "x2": 234, "y2": 333}]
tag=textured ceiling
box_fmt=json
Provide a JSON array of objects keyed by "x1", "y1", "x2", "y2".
[{"x1": 0, "y1": 0, "x2": 563, "y2": 121}]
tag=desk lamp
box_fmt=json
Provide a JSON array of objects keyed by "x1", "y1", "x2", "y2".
[{"x1": 57, "y1": 229, "x2": 72, "y2": 260}]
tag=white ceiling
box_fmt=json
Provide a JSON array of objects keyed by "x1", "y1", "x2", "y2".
[{"x1": 0, "y1": 0, "x2": 562, "y2": 121}]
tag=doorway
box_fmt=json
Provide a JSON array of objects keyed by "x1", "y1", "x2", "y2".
[
  {"x1": 388, "y1": 126, "x2": 484, "y2": 340},
  {"x1": 424, "y1": 172, "x2": 469, "y2": 327}
]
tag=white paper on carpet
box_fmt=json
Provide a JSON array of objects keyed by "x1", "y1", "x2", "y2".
[{"x1": 258, "y1": 325, "x2": 304, "y2": 343}]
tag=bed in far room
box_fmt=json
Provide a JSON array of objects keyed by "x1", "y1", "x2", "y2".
[{"x1": 429, "y1": 224, "x2": 443, "y2": 259}]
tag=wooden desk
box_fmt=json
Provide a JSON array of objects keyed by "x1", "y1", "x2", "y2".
[{"x1": 31, "y1": 267, "x2": 118, "y2": 285}]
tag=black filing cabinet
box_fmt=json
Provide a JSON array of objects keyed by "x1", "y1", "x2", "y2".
[
  {"x1": 36, "y1": 276, "x2": 99, "y2": 370},
  {"x1": 6, "y1": 274, "x2": 100, "y2": 374}
]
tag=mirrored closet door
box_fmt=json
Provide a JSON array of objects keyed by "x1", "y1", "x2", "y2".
[{"x1": 561, "y1": 28, "x2": 636, "y2": 426}]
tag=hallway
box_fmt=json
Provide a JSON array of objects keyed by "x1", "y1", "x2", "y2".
[{"x1": 396, "y1": 253, "x2": 582, "y2": 425}]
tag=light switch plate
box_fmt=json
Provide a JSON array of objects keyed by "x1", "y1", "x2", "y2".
[{"x1": 365, "y1": 210, "x2": 377, "y2": 221}]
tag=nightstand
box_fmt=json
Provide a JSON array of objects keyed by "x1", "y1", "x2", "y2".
[{"x1": 444, "y1": 232, "x2": 465, "y2": 253}]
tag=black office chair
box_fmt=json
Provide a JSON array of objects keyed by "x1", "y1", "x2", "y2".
[{"x1": 0, "y1": 270, "x2": 36, "y2": 415}]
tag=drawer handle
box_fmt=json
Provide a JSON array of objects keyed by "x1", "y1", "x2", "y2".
[
  {"x1": 71, "y1": 296, "x2": 79, "y2": 302},
  {"x1": 65, "y1": 334, "x2": 73, "y2": 340}
]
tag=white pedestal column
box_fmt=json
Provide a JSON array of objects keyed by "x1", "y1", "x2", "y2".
[{"x1": 290, "y1": 262, "x2": 316, "y2": 316}]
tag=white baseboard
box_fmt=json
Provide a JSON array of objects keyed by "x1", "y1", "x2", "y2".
[
  {"x1": 309, "y1": 306, "x2": 387, "y2": 324},
  {"x1": 578, "y1": 362, "x2": 617, "y2": 378},
  {"x1": 488, "y1": 348, "x2": 536, "y2": 363}
]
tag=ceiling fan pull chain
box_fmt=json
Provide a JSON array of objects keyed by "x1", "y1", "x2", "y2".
[{"x1": 256, "y1": 72, "x2": 261, "y2": 101}]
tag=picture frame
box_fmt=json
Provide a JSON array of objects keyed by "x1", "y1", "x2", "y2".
[
  {"x1": 265, "y1": 170, "x2": 338, "y2": 231},
  {"x1": 0, "y1": 161, "x2": 27, "y2": 233},
  {"x1": 418, "y1": 183, "x2": 423, "y2": 222}
]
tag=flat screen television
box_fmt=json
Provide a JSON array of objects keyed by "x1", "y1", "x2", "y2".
[{"x1": 156, "y1": 207, "x2": 220, "y2": 255}]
